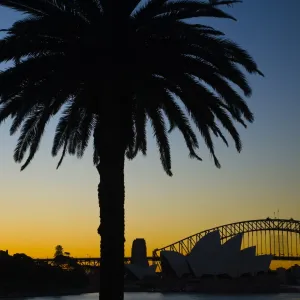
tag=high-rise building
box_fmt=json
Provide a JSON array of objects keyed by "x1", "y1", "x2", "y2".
[{"x1": 131, "y1": 238, "x2": 149, "y2": 268}]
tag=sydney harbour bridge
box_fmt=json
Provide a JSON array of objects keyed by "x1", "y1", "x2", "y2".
[{"x1": 36, "y1": 218, "x2": 300, "y2": 268}]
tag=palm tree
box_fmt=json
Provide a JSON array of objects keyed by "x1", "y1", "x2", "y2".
[{"x1": 0, "y1": 0, "x2": 263, "y2": 299}]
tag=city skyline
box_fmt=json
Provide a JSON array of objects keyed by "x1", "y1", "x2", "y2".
[{"x1": 0, "y1": 0, "x2": 299, "y2": 262}]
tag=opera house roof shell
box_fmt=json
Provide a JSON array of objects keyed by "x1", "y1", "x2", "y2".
[{"x1": 161, "y1": 230, "x2": 273, "y2": 278}]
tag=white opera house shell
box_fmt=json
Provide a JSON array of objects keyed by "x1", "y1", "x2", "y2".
[{"x1": 161, "y1": 231, "x2": 273, "y2": 278}]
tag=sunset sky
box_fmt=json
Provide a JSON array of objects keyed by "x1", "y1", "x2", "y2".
[{"x1": 0, "y1": 0, "x2": 299, "y2": 263}]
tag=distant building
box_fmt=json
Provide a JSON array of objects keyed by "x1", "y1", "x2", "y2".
[
  {"x1": 160, "y1": 231, "x2": 272, "y2": 278},
  {"x1": 125, "y1": 238, "x2": 157, "y2": 280},
  {"x1": 131, "y1": 238, "x2": 148, "y2": 268}
]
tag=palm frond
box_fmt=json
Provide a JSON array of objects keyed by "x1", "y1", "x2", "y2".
[
  {"x1": 157, "y1": 90, "x2": 202, "y2": 161},
  {"x1": 0, "y1": 99, "x2": 20, "y2": 125},
  {"x1": 125, "y1": 108, "x2": 137, "y2": 160},
  {"x1": 76, "y1": 111, "x2": 96, "y2": 158},
  {"x1": 52, "y1": 101, "x2": 80, "y2": 168},
  {"x1": 131, "y1": 100, "x2": 148, "y2": 158},
  {"x1": 146, "y1": 106, "x2": 172, "y2": 176},
  {"x1": 0, "y1": 0, "x2": 54, "y2": 16},
  {"x1": 126, "y1": 0, "x2": 143, "y2": 16},
  {"x1": 139, "y1": 76, "x2": 203, "y2": 162},
  {"x1": 209, "y1": 0, "x2": 242, "y2": 7},
  {"x1": 0, "y1": 56, "x2": 64, "y2": 99},
  {"x1": 73, "y1": 0, "x2": 103, "y2": 21},
  {"x1": 209, "y1": 102, "x2": 242, "y2": 151},
  {"x1": 68, "y1": 109, "x2": 95, "y2": 158},
  {"x1": 132, "y1": 0, "x2": 167, "y2": 20},
  {"x1": 13, "y1": 104, "x2": 49, "y2": 169},
  {"x1": 0, "y1": 0, "x2": 91, "y2": 17},
  {"x1": 10, "y1": 102, "x2": 40, "y2": 135},
  {"x1": 133, "y1": 0, "x2": 236, "y2": 23},
  {"x1": 93, "y1": 117, "x2": 100, "y2": 166},
  {"x1": 18, "y1": 108, "x2": 49, "y2": 171},
  {"x1": 0, "y1": 0, "x2": 261, "y2": 173},
  {"x1": 150, "y1": 74, "x2": 212, "y2": 165}
]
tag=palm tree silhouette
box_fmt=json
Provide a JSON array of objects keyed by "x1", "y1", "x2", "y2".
[{"x1": 0, "y1": 0, "x2": 263, "y2": 299}]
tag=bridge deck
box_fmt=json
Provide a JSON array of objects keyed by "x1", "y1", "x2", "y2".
[{"x1": 34, "y1": 255, "x2": 300, "y2": 266}]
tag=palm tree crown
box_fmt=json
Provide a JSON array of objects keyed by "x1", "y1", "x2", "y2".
[{"x1": 0, "y1": 0, "x2": 262, "y2": 174}]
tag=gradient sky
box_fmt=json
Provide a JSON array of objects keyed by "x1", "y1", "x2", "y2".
[{"x1": 0, "y1": 0, "x2": 299, "y2": 261}]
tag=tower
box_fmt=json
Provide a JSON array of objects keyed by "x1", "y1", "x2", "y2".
[{"x1": 131, "y1": 238, "x2": 149, "y2": 268}]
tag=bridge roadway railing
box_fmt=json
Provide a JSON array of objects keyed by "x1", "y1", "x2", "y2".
[
  {"x1": 34, "y1": 254, "x2": 298, "y2": 270},
  {"x1": 34, "y1": 257, "x2": 160, "y2": 268}
]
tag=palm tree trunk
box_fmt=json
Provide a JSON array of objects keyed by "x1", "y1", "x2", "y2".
[{"x1": 96, "y1": 133, "x2": 126, "y2": 300}]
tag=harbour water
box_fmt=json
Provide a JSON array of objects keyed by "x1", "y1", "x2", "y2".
[{"x1": 20, "y1": 293, "x2": 300, "y2": 300}]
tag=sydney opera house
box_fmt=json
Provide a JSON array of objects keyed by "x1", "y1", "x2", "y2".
[{"x1": 126, "y1": 231, "x2": 273, "y2": 280}]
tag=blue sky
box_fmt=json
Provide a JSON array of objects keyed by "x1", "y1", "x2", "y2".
[{"x1": 0, "y1": 0, "x2": 299, "y2": 258}]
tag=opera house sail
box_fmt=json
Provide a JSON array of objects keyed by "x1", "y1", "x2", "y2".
[
  {"x1": 160, "y1": 250, "x2": 190, "y2": 278},
  {"x1": 160, "y1": 231, "x2": 273, "y2": 279},
  {"x1": 124, "y1": 232, "x2": 273, "y2": 280}
]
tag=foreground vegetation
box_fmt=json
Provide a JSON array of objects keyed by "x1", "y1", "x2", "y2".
[{"x1": 0, "y1": 250, "x2": 89, "y2": 297}]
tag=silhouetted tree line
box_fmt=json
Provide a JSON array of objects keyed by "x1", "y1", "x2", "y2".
[{"x1": 0, "y1": 250, "x2": 89, "y2": 296}]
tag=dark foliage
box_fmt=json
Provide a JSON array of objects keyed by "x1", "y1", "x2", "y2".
[
  {"x1": 0, "y1": 0, "x2": 262, "y2": 174},
  {"x1": 0, "y1": 252, "x2": 89, "y2": 296}
]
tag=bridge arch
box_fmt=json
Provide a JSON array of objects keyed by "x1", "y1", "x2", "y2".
[{"x1": 153, "y1": 218, "x2": 300, "y2": 260}]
